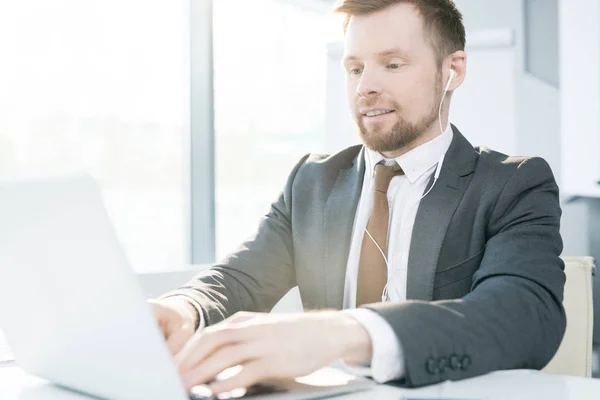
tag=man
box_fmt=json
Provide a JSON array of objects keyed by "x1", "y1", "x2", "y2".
[{"x1": 150, "y1": 0, "x2": 566, "y2": 394}]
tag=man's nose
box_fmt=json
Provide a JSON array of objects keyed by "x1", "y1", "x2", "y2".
[{"x1": 356, "y1": 69, "x2": 383, "y2": 99}]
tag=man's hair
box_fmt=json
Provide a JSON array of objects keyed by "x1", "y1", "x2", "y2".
[{"x1": 334, "y1": 0, "x2": 466, "y2": 67}]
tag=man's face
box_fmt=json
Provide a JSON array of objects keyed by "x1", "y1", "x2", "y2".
[{"x1": 343, "y1": 4, "x2": 443, "y2": 153}]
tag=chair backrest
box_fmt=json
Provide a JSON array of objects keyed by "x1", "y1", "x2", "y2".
[{"x1": 543, "y1": 256, "x2": 595, "y2": 377}]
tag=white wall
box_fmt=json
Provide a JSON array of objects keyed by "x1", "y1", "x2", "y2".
[
  {"x1": 454, "y1": 0, "x2": 522, "y2": 31},
  {"x1": 559, "y1": 0, "x2": 600, "y2": 198},
  {"x1": 450, "y1": 29, "x2": 518, "y2": 155}
]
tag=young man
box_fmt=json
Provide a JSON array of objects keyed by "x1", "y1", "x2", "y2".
[{"x1": 150, "y1": 0, "x2": 565, "y2": 393}]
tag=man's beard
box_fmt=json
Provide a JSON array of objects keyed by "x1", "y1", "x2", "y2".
[{"x1": 355, "y1": 83, "x2": 442, "y2": 153}]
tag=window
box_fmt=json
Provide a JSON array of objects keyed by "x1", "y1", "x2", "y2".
[
  {"x1": 0, "y1": 0, "x2": 189, "y2": 273},
  {"x1": 213, "y1": 0, "x2": 338, "y2": 259}
]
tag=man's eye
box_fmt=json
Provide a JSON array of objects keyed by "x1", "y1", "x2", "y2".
[
  {"x1": 388, "y1": 63, "x2": 400, "y2": 69},
  {"x1": 350, "y1": 68, "x2": 362, "y2": 75}
]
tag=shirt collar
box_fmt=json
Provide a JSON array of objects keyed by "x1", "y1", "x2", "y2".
[{"x1": 365, "y1": 123, "x2": 454, "y2": 184}]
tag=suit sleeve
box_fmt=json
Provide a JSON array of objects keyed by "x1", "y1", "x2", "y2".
[
  {"x1": 364, "y1": 157, "x2": 566, "y2": 387},
  {"x1": 161, "y1": 154, "x2": 310, "y2": 326}
]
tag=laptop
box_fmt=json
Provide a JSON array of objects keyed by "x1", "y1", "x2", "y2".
[{"x1": 0, "y1": 172, "x2": 374, "y2": 400}]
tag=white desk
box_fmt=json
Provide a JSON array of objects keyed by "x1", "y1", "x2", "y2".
[{"x1": 1, "y1": 365, "x2": 600, "y2": 400}]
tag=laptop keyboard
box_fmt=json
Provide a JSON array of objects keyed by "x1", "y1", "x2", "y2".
[{"x1": 188, "y1": 382, "x2": 287, "y2": 399}]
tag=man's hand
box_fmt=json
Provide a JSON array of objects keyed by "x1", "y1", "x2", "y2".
[
  {"x1": 174, "y1": 311, "x2": 372, "y2": 394},
  {"x1": 148, "y1": 298, "x2": 199, "y2": 355}
]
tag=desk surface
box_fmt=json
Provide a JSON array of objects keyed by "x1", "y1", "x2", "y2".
[{"x1": 1, "y1": 366, "x2": 600, "y2": 400}]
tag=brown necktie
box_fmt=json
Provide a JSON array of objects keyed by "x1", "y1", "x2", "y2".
[{"x1": 356, "y1": 162, "x2": 404, "y2": 306}]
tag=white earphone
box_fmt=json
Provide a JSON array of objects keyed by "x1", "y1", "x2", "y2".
[
  {"x1": 439, "y1": 69, "x2": 455, "y2": 134},
  {"x1": 445, "y1": 69, "x2": 456, "y2": 90},
  {"x1": 421, "y1": 68, "x2": 454, "y2": 199},
  {"x1": 365, "y1": 69, "x2": 456, "y2": 302}
]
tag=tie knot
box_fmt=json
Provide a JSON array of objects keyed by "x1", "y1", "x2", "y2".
[{"x1": 374, "y1": 162, "x2": 403, "y2": 193}]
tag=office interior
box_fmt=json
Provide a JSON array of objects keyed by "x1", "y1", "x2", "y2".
[{"x1": 0, "y1": 0, "x2": 599, "y2": 380}]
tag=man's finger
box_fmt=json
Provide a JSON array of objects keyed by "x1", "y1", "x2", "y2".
[
  {"x1": 166, "y1": 323, "x2": 194, "y2": 355},
  {"x1": 175, "y1": 326, "x2": 242, "y2": 371},
  {"x1": 227, "y1": 312, "x2": 259, "y2": 324},
  {"x1": 181, "y1": 343, "x2": 258, "y2": 390},
  {"x1": 209, "y1": 360, "x2": 267, "y2": 395}
]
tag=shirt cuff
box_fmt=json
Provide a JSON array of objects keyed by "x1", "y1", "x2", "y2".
[
  {"x1": 157, "y1": 293, "x2": 205, "y2": 330},
  {"x1": 342, "y1": 308, "x2": 405, "y2": 383}
]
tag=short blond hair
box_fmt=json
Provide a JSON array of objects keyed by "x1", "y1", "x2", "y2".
[{"x1": 334, "y1": 0, "x2": 466, "y2": 66}]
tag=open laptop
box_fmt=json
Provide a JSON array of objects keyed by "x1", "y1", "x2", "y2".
[{"x1": 0, "y1": 173, "x2": 374, "y2": 400}]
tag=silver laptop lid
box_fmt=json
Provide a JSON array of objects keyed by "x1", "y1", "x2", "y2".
[{"x1": 0, "y1": 172, "x2": 188, "y2": 400}]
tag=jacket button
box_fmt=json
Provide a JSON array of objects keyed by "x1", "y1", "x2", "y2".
[
  {"x1": 426, "y1": 358, "x2": 439, "y2": 374},
  {"x1": 438, "y1": 357, "x2": 449, "y2": 371},
  {"x1": 461, "y1": 355, "x2": 472, "y2": 371},
  {"x1": 449, "y1": 355, "x2": 461, "y2": 370}
]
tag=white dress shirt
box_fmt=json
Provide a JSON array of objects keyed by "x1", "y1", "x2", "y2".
[{"x1": 343, "y1": 124, "x2": 453, "y2": 383}]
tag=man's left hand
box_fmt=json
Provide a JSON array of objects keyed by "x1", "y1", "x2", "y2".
[{"x1": 174, "y1": 311, "x2": 372, "y2": 394}]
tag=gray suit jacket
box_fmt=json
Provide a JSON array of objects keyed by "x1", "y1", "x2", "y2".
[{"x1": 166, "y1": 125, "x2": 566, "y2": 387}]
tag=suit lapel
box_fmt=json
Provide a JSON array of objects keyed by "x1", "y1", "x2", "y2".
[
  {"x1": 323, "y1": 147, "x2": 365, "y2": 309},
  {"x1": 406, "y1": 126, "x2": 478, "y2": 301}
]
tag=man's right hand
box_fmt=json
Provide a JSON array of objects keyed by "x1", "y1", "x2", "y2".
[{"x1": 148, "y1": 298, "x2": 199, "y2": 355}]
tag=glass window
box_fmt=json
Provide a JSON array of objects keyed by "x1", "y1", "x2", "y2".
[
  {"x1": 213, "y1": 0, "x2": 339, "y2": 259},
  {"x1": 0, "y1": 0, "x2": 189, "y2": 273}
]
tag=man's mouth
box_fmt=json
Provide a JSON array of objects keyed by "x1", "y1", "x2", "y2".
[{"x1": 363, "y1": 110, "x2": 395, "y2": 118}]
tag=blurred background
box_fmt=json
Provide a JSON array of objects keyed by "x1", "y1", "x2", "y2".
[{"x1": 0, "y1": 0, "x2": 598, "y2": 375}]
